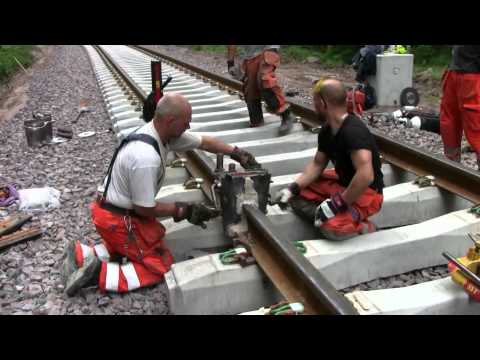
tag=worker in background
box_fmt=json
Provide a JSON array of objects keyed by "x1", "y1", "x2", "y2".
[
  {"x1": 440, "y1": 45, "x2": 480, "y2": 171},
  {"x1": 62, "y1": 93, "x2": 261, "y2": 295},
  {"x1": 274, "y1": 79, "x2": 384, "y2": 240},
  {"x1": 352, "y1": 45, "x2": 387, "y2": 83},
  {"x1": 227, "y1": 45, "x2": 295, "y2": 135}
]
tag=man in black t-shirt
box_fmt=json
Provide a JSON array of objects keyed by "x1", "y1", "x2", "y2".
[
  {"x1": 440, "y1": 45, "x2": 480, "y2": 171},
  {"x1": 274, "y1": 79, "x2": 384, "y2": 241}
]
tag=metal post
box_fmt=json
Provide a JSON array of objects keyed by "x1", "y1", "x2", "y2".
[{"x1": 216, "y1": 153, "x2": 224, "y2": 173}]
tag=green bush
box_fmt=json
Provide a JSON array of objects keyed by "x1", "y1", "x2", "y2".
[
  {"x1": 412, "y1": 45, "x2": 451, "y2": 67},
  {"x1": 0, "y1": 45, "x2": 35, "y2": 83},
  {"x1": 188, "y1": 45, "x2": 226, "y2": 53}
]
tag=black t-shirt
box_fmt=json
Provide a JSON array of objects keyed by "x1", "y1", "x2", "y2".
[
  {"x1": 317, "y1": 115, "x2": 384, "y2": 193},
  {"x1": 450, "y1": 45, "x2": 480, "y2": 73}
]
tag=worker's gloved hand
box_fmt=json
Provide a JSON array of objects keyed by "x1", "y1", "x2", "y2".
[
  {"x1": 174, "y1": 202, "x2": 220, "y2": 229},
  {"x1": 227, "y1": 60, "x2": 235, "y2": 76},
  {"x1": 230, "y1": 146, "x2": 261, "y2": 170},
  {"x1": 274, "y1": 183, "x2": 301, "y2": 209},
  {"x1": 314, "y1": 192, "x2": 349, "y2": 227}
]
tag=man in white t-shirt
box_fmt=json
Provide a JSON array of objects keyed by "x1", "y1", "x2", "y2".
[{"x1": 63, "y1": 93, "x2": 260, "y2": 295}]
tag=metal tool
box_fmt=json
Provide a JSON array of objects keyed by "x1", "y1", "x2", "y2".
[
  {"x1": 211, "y1": 154, "x2": 271, "y2": 237},
  {"x1": 443, "y1": 251, "x2": 480, "y2": 289},
  {"x1": 72, "y1": 101, "x2": 91, "y2": 124},
  {"x1": 444, "y1": 233, "x2": 480, "y2": 299}
]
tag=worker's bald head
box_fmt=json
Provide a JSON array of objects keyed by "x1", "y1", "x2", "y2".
[
  {"x1": 313, "y1": 78, "x2": 347, "y2": 108},
  {"x1": 155, "y1": 93, "x2": 192, "y2": 120},
  {"x1": 154, "y1": 93, "x2": 192, "y2": 138}
]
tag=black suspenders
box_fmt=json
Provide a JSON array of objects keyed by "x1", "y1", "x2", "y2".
[{"x1": 100, "y1": 133, "x2": 161, "y2": 203}]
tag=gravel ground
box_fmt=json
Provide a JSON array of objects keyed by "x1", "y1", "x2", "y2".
[
  {"x1": 340, "y1": 266, "x2": 450, "y2": 294},
  {"x1": 0, "y1": 45, "x2": 169, "y2": 315}
]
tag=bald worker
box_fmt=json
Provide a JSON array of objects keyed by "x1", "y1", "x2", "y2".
[
  {"x1": 274, "y1": 79, "x2": 384, "y2": 240},
  {"x1": 63, "y1": 93, "x2": 261, "y2": 295}
]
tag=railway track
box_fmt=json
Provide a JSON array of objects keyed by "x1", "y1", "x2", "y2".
[{"x1": 83, "y1": 45, "x2": 480, "y2": 315}]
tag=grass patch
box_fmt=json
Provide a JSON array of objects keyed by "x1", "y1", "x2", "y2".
[
  {"x1": 0, "y1": 45, "x2": 36, "y2": 83},
  {"x1": 412, "y1": 45, "x2": 450, "y2": 81},
  {"x1": 188, "y1": 45, "x2": 227, "y2": 53},
  {"x1": 280, "y1": 45, "x2": 358, "y2": 66},
  {"x1": 414, "y1": 65, "x2": 446, "y2": 81}
]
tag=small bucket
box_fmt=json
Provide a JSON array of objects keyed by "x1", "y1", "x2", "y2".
[
  {"x1": 32, "y1": 112, "x2": 53, "y2": 142},
  {"x1": 24, "y1": 119, "x2": 48, "y2": 147}
]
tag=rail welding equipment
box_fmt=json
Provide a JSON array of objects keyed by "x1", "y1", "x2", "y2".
[{"x1": 210, "y1": 154, "x2": 271, "y2": 238}]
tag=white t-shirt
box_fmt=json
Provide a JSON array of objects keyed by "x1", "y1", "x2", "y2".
[{"x1": 100, "y1": 122, "x2": 202, "y2": 209}]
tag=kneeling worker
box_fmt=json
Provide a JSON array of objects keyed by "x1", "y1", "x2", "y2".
[
  {"x1": 63, "y1": 93, "x2": 260, "y2": 295},
  {"x1": 275, "y1": 79, "x2": 384, "y2": 240}
]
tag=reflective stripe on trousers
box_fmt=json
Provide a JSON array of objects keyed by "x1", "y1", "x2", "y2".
[
  {"x1": 102, "y1": 261, "x2": 142, "y2": 293},
  {"x1": 75, "y1": 241, "x2": 111, "y2": 267}
]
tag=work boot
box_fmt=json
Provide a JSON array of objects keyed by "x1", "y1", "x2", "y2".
[
  {"x1": 61, "y1": 239, "x2": 78, "y2": 283},
  {"x1": 65, "y1": 255, "x2": 101, "y2": 297},
  {"x1": 247, "y1": 100, "x2": 264, "y2": 127},
  {"x1": 444, "y1": 146, "x2": 461, "y2": 163},
  {"x1": 278, "y1": 109, "x2": 294, "y2": 136}
]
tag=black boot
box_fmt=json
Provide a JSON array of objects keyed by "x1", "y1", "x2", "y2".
[
  {"x1": 279, "y1": 108, "x2": 294, "y2": 136},
  {"x1": 61, "y1": 239, "x2": 78, "y2": 284},
  {"x1": 246, "y1": 100, "x2": 264, "y2": 127},
  {"x1": 65, "y1": 256, "x2": 101, "y2": 297}
]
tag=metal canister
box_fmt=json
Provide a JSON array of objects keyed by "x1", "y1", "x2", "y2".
[
  {"x1": 32, "y1": 112, "x2": 53, "y2": 142},
  {"x1": 24, "y1": 119, "x2": 47, "y2": 147}
]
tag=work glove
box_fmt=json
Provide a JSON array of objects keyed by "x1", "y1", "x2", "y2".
[
  {"x1": 174, "y1": 202, "x2": 220, "y2": 229},
  {"x1": 314, "y1": 192, "x2": 350, "y2": 228},
  {"x1": 230, "y1": 146, "x2": 261, "y2": 170},
  {"x1": 273, "y1": 183, "x2": 301, "y2": 210}
]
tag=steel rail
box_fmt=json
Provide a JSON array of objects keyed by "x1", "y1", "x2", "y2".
[
  {"x1": 243, "y1": 205, "x2": 358, "y2": 315},
  {"x1": 95, "y1": 45, "x2": 361, "y2": 315},
  {"x1": 132, "y1": 45, "x2": 480, "y2": 205}
]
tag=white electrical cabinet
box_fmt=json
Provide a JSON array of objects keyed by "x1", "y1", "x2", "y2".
[{"x1": 368, "y1": 54, "x2": 414, "y2": 106}]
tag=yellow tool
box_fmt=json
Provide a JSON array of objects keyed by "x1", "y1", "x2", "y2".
[{"x1": 446, "y1": 233, "x2": 480, "y2": 300}]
